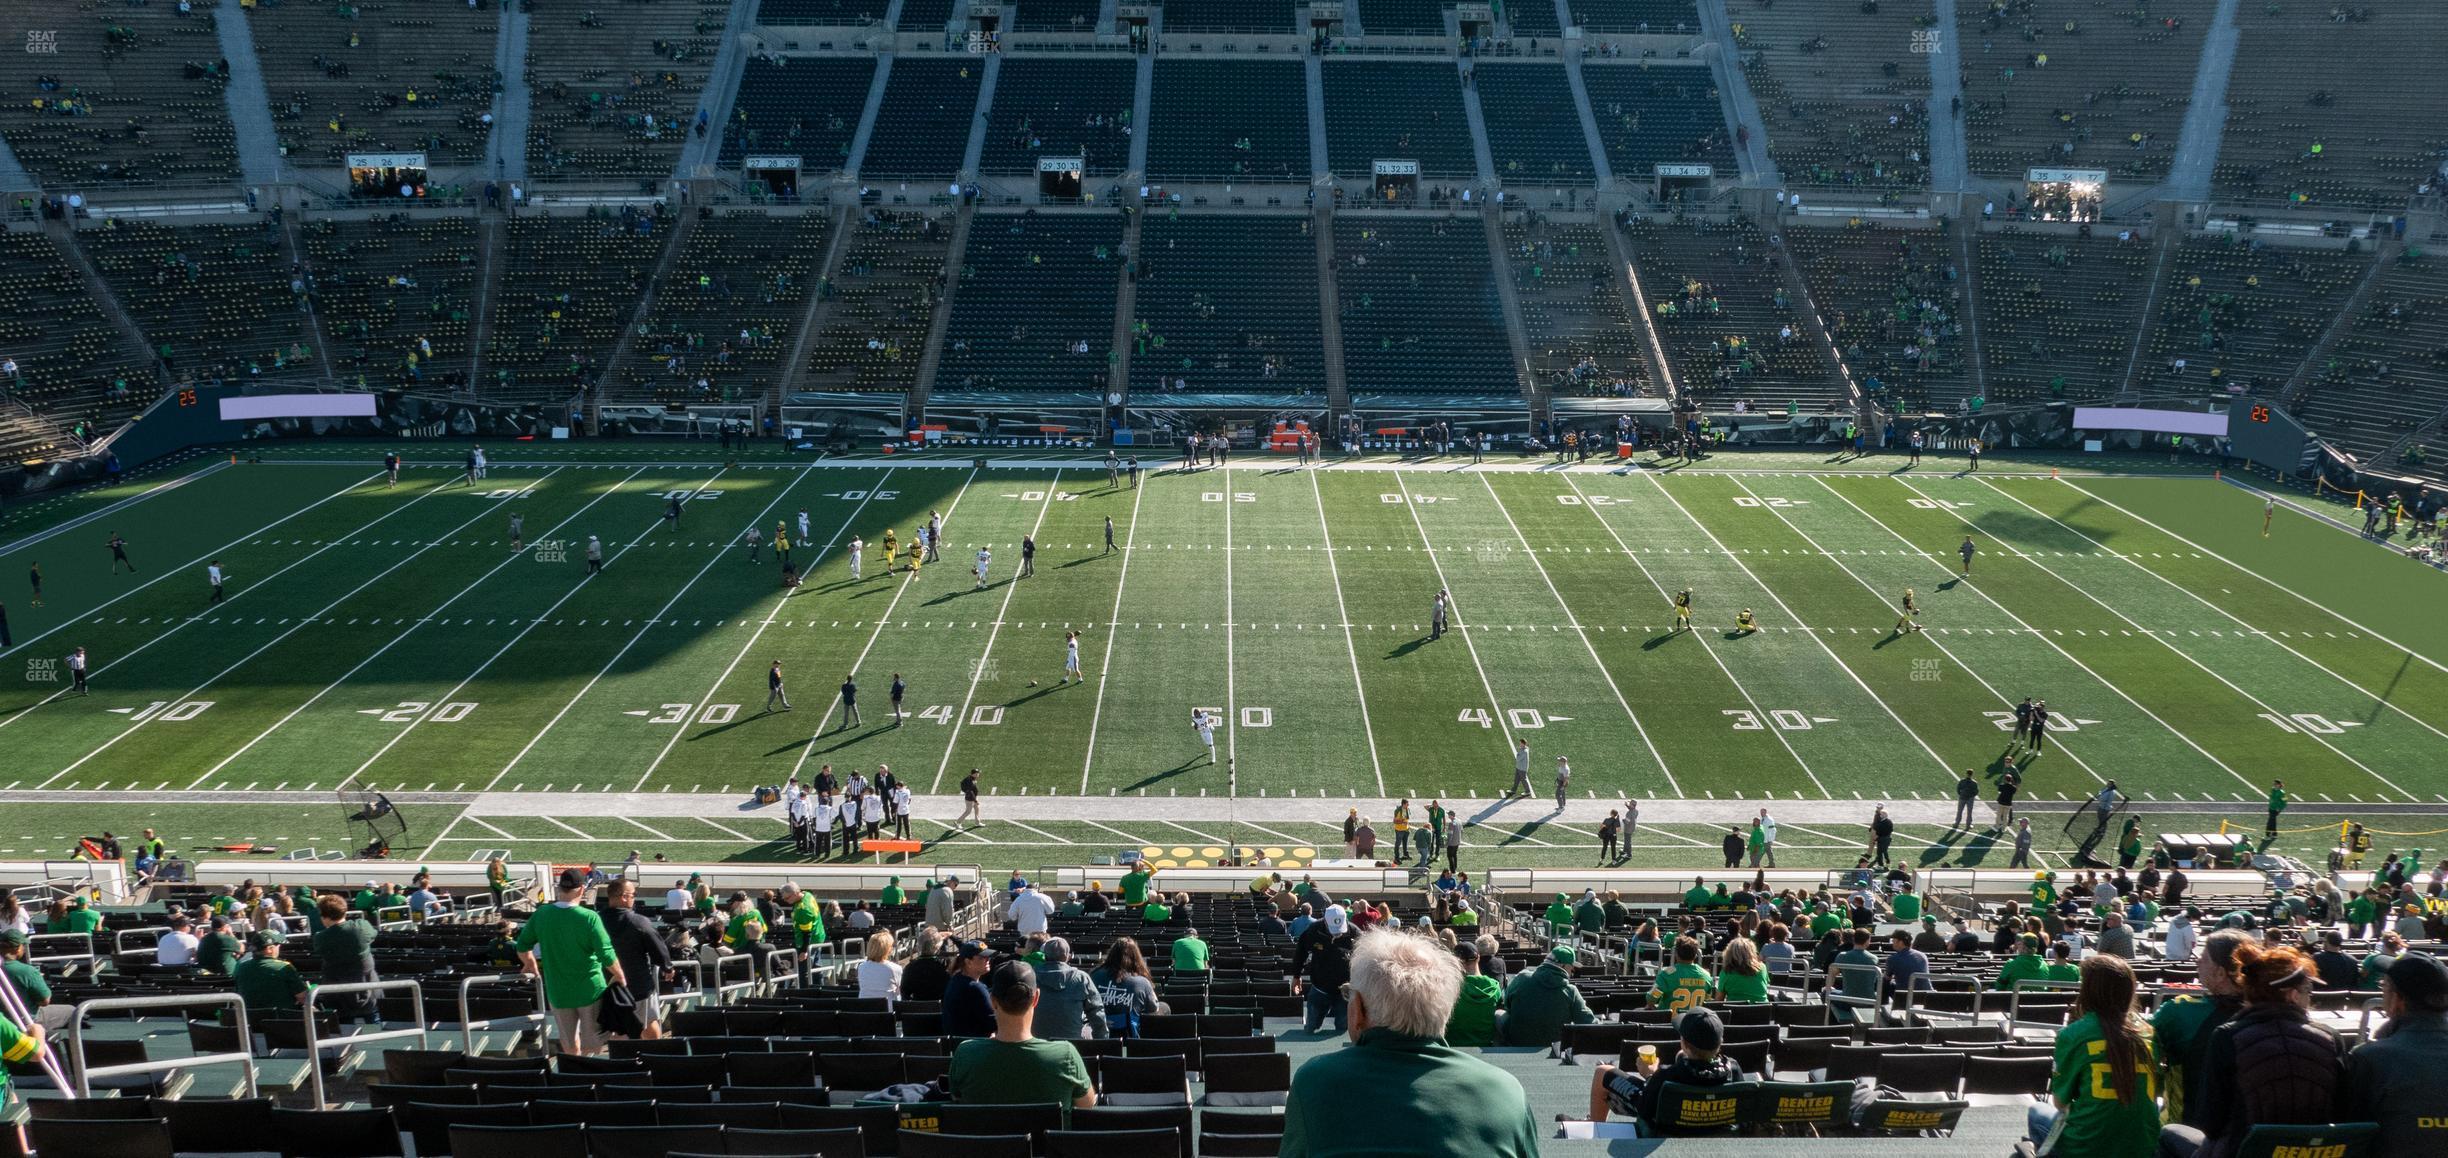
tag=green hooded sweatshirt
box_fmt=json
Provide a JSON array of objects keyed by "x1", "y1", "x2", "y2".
[{"x1": 1446, "y1": 972, "x2": 1504, "y2": 1047}]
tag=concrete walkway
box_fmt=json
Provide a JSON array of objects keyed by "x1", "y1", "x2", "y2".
[
  {"x1": 211, "y1": 1, "x2": 286, "y2": 186},
  {"x1": 675, "y1": 0, "x2": 760, "y2": 179},
  {"x1": 1925, "y1": 0, "x2": 1969, "y2": 194},
  {"x1": 488, "y1": 0, "x2": 533, "y2": 182},
  {"x1": 0, "y1": 133, "x2": 32, "y2": 190},
  {"x1": 1693, "y1": 0, "x2": 1776, "y2": 187}
]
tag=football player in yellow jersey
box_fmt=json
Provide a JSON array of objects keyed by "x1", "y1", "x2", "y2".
[
  {"x1": 881, "y1": 528, "x2": 898, "y2": 573},
  {"x1": 1733, "y1": 608, "x2": 1756, "y2": 635},
  {"x1": 1673, "y1": 588, "x2": 1692, "y2": 632},
  {"x1": 1896, "y1": 588, "x2": 1922, "y2": 634}
]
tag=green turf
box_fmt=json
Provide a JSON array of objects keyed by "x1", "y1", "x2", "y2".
[{"x1": 2, "y1": 451, "x2": 2444, "y2": 858}]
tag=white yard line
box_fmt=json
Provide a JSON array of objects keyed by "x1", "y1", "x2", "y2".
[
  {"x1": 1156, "y1": 819, "x2": 1231, "y2": 846},
  {"x1": 540, "y1": 816, "x2": 598, "y2": 839},
  {"x1": 462, "y1": 815, "x2": 521, "y2": 841},
  {"x1": 1562, "y1": 474, "x2": 1820, "y2": 796},
  {"x1": 1388, "y1": 477, "x2": 1518, "y2": 762},
  {"x1": 187, "y1": 467, "x2": 633, "y2": 787},
  {"x1": 1222, "y1": 468, "x2": 1240, "y2": 784},
  {"x1": 1647, "y1": 473, "x2": 1957, "y2": 787},
  {"x1": 43, "y1": 480, "x2": 522, "y2": 788},
  {"x1": 1, "y1": 469, "x2": 391, "y2": 712},
  {"x1": 783, "y1": 469, "x2": 981, "y2": 783},
  {"x1": 1965, "y1": 477, "x2": 2415, "y2": 800},
  {"x1": 0, "y1": 459, "x2": 229, "y2": 556},
  {"x1": 698, "y1": 818, "x2": 755, "y2": 841},
  {"x1": 481, "y1": 466, "x2": 808, "y2": 789},
  {"x1": 1233, "y1": 820, "x2": 1316, "y2": 848},
  {"x1": 1829, "y1": 476, "x2": 2244, "y2": 792},
  {"x1": 620, "y1": 816, "x2": 677, "y2": 841},
  {"x1": 632, "y1": 464, "x2": 882, "y2": 789},
  {"x1": 1473, "y1": 473, "x2": 1682, "y2": 794},
  {"x1": 998, "y1": 819, "x2": 1070, "y2": 844},
  {"x1": 1082, "y1": 819, "x2": 1152, "y2": 847},
  {"x1": 1306, "y1": 468, "x2": 1387, "y2": 794},
  {"x1": 2066, "y1": 476, "x2": 2448, "y2": 681},
  {"x1": 928, "y1": 472, "x2": 1064, "y2": 794},
  {"x1": 1985, "y1": 477, "x2": 2448, "y2": 752},
  {"x1": 1077, "y1": 479, "x2": 1150, "y2": 795}
]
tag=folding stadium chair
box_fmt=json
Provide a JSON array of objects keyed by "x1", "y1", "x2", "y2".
[
  {"x1": 584, "y1": 1124, "x2": 725, "y2": 1158},
  {"x1": 556, "y1": 1054, "x2": 646, "y2": 1076},
  {"x1": 1196, "y1": 1109, "x2": 1285, "y2": 1136},
  {"x1": 534, "y1": 1099, "x2": 655, "y2": 1127},
  {"x1": 820, "y1": 1054, "x2": 905, "y2": 1103},
  {"x1": 777, "y1": 1103, "x2": 900, "y2": 1154},
  {"x1": 1647, "y1": 1080, "x2": 1756, "y2": 1135},
  {"x1": 1103, "y1": 1053, "x2": 1193, "y2": 1106},
  {"x1": 895, "y1": 1130, "x2": 1030, "y2": 1158},
  {"x1": 161, "y1": 1096, "x2": 277, "y2": 1153},
  {"x1": 712, "y1": 1127, "x2": 867, "y2": 1156},
  {"x1": 271, "y1": 1107, "x2": 407, "y2": 1158},
  {"x1": 1195, "y1": 1132, "x2": 1281, "y2": 1157},
  {"x1": 1049, "y1": 1127, "x2": 1181, "y2": 1158},
  {"x1": 397, "y1": 1100, "x2": 531, "y2": 1156},
  {"x1": 660, "y1": 1101, "x2": 781, "y2": 1129},
  {"x1": 645, "y1": 1054, "x2": 730, "y2": 1086},
  {"x1": 28, "y1": 1116, "x2": 176, "y2": 1158},
  {"x1": 2234, "y1": 1123, "x2": 2377, "y2": 1158},
  {"x1": 1720, "y1": 1037, "x2": 1770, "y2": 1077},
  {"x1": 26, "y1": 1098, "x2": 162, "y2": 1120},
  {"x1": 726, "y1": 1050, "x2": 818, "y2": 1086},
  {"x1": 1199, "y1": 1052, "x2": 1290, "y2": 1107},
  {"x1": 1874, "y1": 1050, "x2": 1967, "y2": 1097},
  {"x1": 1742, "y1": 1080, "x2": 1853, "y2": 1137},
  {"x1": 1070, "y1": 1105, "x2": 1192, "y2": 1158},
  {"x1": 1815, "y1": 1042, "x2": 1885, "y2": 1082},
  {"x1": 933, "y1": 1103, "x2": 1062, "y2": 1148},
  {"x1": 1962, "y1": 1054, "x2": 2053, "y2": 1101},
  {"x1": 449, "y1": 1124, "x2": 588, "y2": 1158},
  {"x1": 1854, "y1": 1098, "x2": 1969, "y2": 1137}
]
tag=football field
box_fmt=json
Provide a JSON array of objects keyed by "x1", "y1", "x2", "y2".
[{"x1": 2, "y1": 444, "x2": 2443, "y2": 868}]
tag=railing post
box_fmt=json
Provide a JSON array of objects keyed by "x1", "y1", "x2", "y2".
[
  {"x1": 302, "y1": 980, "x2": 430, "y2": 1108},
  {"x1": 69, "y1": 994, "x2": 256, "y2": 1099}
]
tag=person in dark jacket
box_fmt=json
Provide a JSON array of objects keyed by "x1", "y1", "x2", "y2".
[
  {"x1": 1496, "y1": 946, "x2": 1595, "y2": 1046},
  {"x1": 941, "y1": 940, "x2": 998, "y2": 1037},
  {"x1": 2309, "y1": 931, "x2": 2361, "y2": 992},
  {"x1": 2152, "y1": 929, "x2": 2250, "y2": 1129},
  {"x1": 1291, "y1": 905, "x2": 1357, "y2": 1033},
  {"x1": 600, "y1": 878, "x2": 675, "y2": 1039},
  {"x1": 2342, "y1": 952, "x2": 2448, "y2": 1153},
  {"x1": 2162, "y1": 942, "x2": 2347, "y2": 1158},
  {"x1": 900, "y1": 928, "x2": 951, "y2": 1003},
  {"x1": 1586, "y1": 1007, "x2": 1746, "y2": 1135},
  {"x1": 309, "y1": 895, "x2": 378, "y2": 1022}
]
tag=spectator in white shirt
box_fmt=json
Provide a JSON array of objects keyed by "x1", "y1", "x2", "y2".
[
  {"x1": 2163, "y1": 908, "x2": 2199, "y2": 962},
  {"x1": 848, "y1": 902, "x2": 876, "y2": 930},
  {"x1": 857, "y1": 929, "x2": 903, "y2": 1006},
  {"x1": 665, "y1": 880, "x2": 693, "y2": 914},
  {"x1": 408, "y1": 886, "x2": 439, "y2": 917},
  {"x1": 1010, "y1": 883, "x2": 1057, "y2": 936},
  {"x1": 155, "y1": 917, "x2": 201, "y2": 967}
]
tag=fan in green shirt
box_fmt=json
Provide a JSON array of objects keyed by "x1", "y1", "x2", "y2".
[
  {"x1": 880, "y1": 876, "x2": 907, "y2": 906},
  {"x1": 1996, "y1": 939, "x2": 2049, "y2": 991},
  {"x1": 1543, "y1": 894, "x2": 1575, "y2": 937},
  {"x1": 49, "y1": 901, "x2": 101, "y2": 937},
  {"x1": 1139, "y1": 899, "x2": 1171, "y2": 923},
  {"x1": 2047, "y1": 1009, "x2": 2160, "y2": 1158},
  {"x1": 515, "y1": 896, "x2": 620, "y2": 1011},
  {"x1": 351, "y1": 886, "x2": 382, "y2": 918},
  {"x1": 1809, "y1": 907, "x2": 1843, "y2": 939},
  {"x1": 230, "y1": 934, "x2": 312, "y2": 1016},
  {"x1": 0, "y1": 931, "x2": 51, "y2": 1009},
  {"x1": 1170, "y1": 931, "x2": 1211, "y2": 972},
  {"x1": 785, "y1": 885, "x2": 825, "y2": 951},
  {"x1": 1649, "y1": 938, "x2": 1715, "y2": 1013},
  {"x1": 2344, "y1": 893, "x2": 2378, "y2": 930},
  {"x1": 944, "y1": 961, "x2": 1096, "y2": 1109},
  {"x1": 723, "y1": 902, "x2": 767, "y2": 953},
  {"x1": 1681, "y1": 880, "x2": 1713, "y2": 910},
  {"x1": 2031, "y1": 873, "x2": 2058, "y2": 907},
  {"x1": 1890, "y1": 889, "x2": 1923, "y2": 922},
  {"x1": 1118, "y1": 866, "x2": 1153, "y2": 906},
  {"x1": 195, "y1": 926, "x2": 243, "y2": 976},
  {"x1": 1573, "y1": 898, "x2": 1606, "y2": 934},
  {"x1": 2042, "y1": 946, "x2": 2082, "y2": 985}
]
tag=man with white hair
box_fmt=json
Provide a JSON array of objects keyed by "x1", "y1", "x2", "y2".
[{"x1": 1280, "y1": 930, "x2": 1541, "y2": 1157}]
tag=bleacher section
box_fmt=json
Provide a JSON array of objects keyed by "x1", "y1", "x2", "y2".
[
  {"x1": 1731, "y1": 0, "x2": 1930, "y2": 189},
  {"x1": 1147, "y1": 61, "x2": 1311, "y2": 183},
  {"x1": 803, "y1": 210, "x2": 951, "y2": 392},
  {"x1": 621, "y1": 212, "x2": 830, "y2": 404},
  {"x1": 1622, "y1": 217, "x2": 1843, "y2": 407},
  {"x1": 250, "y1": 0, "x2": 500, "y2": 170},
  {"x1": 1504, "y1": 218, "x2": 1650, "y2": 398},
  {"x1": 1335, "y1": 215, "x2": 1517, "y2": 394},
  {"x1": 1322, "y1": 62, "x2": 1477, "y2": 180},
  {"x1": 0, "y1": 231, "x2": 152, "y2": 431},
  {"x1": 1955, "y1": 0, "x2": 2210, "y2": 184},
  {"x1": 1786, "y1": 222, "x2": 1968, "y2": 411},
  {"x1": 719, "y1": 56, "x2": 877, "y2": 174},
  {"x1": 936, "y1": 212, "x2": 1125, "y2": 392},
  {"x1": 857, "y1": 59, "x2": 984, "y2": 181},
  {"x1": 0, "y1": 1, "x2": 237, "y2": 186},
  {"x1": 82, "y1": 221, "x2": 313, "y2": 383},
  {"x1": 1160, "y1": 0, "x2": 1298, "y2": 34},
  {"x1": 1569, "y1": 0, "x2": 1701, "y2": 34},
  {"x1": 1580, "y1": 64, "x2": 1738, "y2": 180},
  {"x1": 2301, "y1": 255, "x2": 2448, "y2": 466},
  {"x1": 2212, "y1": 5, "x2": 2445, "y2": 210},
  {"x1": 1475, "y1": 64, "x2": 1597, "y2": 185},
  {"x1": 1362, "y1": 0, "x2": 1451, "y2": 37},
  {"x1": 1506, "y1": 2, "x2": 1562, "y2": 38},
  {"x1": 979, "y1": 57, "x2": 1137, "y2": 178},
  {"x1": 2133, "y1": 237, "x2": 2369, "y2": 399},
  {"x1": 756, "y1": 0, "x2": 893, "y2": 25},
  {"x1": 1971, "y1": 227, "x2": 2153, "y2": 403},
  {"x1": 526, "y1": 0, "x2": 728, "y2": 179},
  {"x1": 1133, "y1": 215, "x2": 1326, "y2": 394},
  {"x1": 1015, "y1": 0, "x2": 1107, "y2": 33},
  {"x1": 481, "y1": 212, "x2": 665, "y2": 398},
  {"x1": 300, "y1": 215, "x2": 482, "y2": 390}
]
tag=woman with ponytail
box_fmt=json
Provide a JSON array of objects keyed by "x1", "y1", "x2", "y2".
[
  {"x1": 2025, "y1": 953, "x2": 2159, "y2": 1157},
  {"x1": 2163, "y1": 940, "x2": 2347, "y2": 1158}
]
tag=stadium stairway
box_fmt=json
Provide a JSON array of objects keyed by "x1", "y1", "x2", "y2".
[
  {"x1": 1314, "y1": 208, "x2": 1353, "y2": 414},
  {"x1": 1925, "y1": 1, "x2": 1970, "y2": 196},
  {"x1": 275, "y1": 212, "x2": 341, "y2": 386},
  {"x1": 489, "y1": 0, "x2": 534, "y2": 184},
  {"x1": 1765, "y1": 233, "x2": 1856, "y2": 413},
  {"x1": 45, "y1": 219, "x2": 167, "y2": 398},
  {"x1": 2116, "y1": 223, "x2": 2188, "y2": 399},
  {"x1": 466, "y1": 215, "x2": 509, "y2": 391},
  {"x1": 1107, "y1": 205, "x2": 1146, "y2": 405},
  {"x1": 598, "y1": 212, "x2": 704, "y2": 392},
  {"x1": 1553, "y1": 33, "x2": 1619, "y2": 192},
  {"x1": 1693, "y1": 0, "x2": 1774, "y2": 187},
  {"x1": 845, "y1": 57, "x2": 898, "y2": 181},
  {"x1": 209, "y1": 0, "x2": 285, "y2": 187},
  {"x1": 674, "y1": 0, "x2": 764, "y2": 182},
  {"x1": 774, "y1": 205, "x2": 863, "y2": 408},
  {"x1": 1598, "y1": 223, "x2": 1679, "y2": 396},
  {"x1": 907, "y1": 202, "x2": 978, "y2": 406},
  {"x1": 1481, "y1": 203, "x2": 1543, "y2": 413},
  {"x1": 2279, "y1": 240, "x2": 2401, "y2": 409},
  {"x1": 2163, "y1": 0, "x2": 2246, "y2": 205}
]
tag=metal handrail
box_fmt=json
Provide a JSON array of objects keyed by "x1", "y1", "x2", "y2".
[
  {"x1": 112, "y1": 926, "x2": 169, "y2": 962},
  {"x1": 455, "y1": 972, "x2": 549, "y2": 1054},
  {"x1": 712, "y1": 952, "x2": 758, "y2": 1002},
  {"x1": 302, "y1": 980, "x2": 429, "y2": 1107},
  {"x1": 1828, "y1": 961, "x2": 1885, "y2": 1020},
  {"x1": 28, "y1": 933, "x2": 96, "y2": 969},
  {"x1": 2005, "y1": 978, "x2": 2081, "y2": 1029},
  {"x1": 762, "y1": 948, "x2": 801, "y2": 991},
  {"x1": 68, "y1": 992, "x2": 256, "y2": 1098}
]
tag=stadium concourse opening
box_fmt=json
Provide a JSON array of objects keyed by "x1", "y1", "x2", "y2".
[{"x1": 2023, "y1": 167, "x2": 2106, "y2": 223}]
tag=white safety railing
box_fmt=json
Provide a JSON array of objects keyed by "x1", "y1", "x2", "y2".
[
  {"x1": 763, "y1": 948, "x2": 802, "y2": 991},
  {"x1": 302, "y1": 980, "x2": 430, "y2": 1107},
  {"x1": 711, "y1": 952, "x2": 759, "y2": 1002},
  {"x1": 112, "y1": 927, "x2": 169, "y2": 962},
  {"x1": 68, "y1": 993, "x2": 257, "y2": 1098},
  {"x1": 455, "y1": 972, "x2": 549, "y2": 1054},
  {"x1": 2005, "y1": 978, "x2": 2081, "y2": 1030}
]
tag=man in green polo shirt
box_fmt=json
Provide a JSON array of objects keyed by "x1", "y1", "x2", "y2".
[
  {"x1": 880, "y1": 876, "x2": 907, "y2": 906},
  {"x1": 2265, "y1": 779, "x2": 2288, "y2": 842},
  {"x1": 231, "y1": 931, "x2": 312, "y2": 1017},
  {"x1": 1890, "y1": 882, "x2": 1923, "y2": 923},
  {"x1": 517, "y1": 868, "x2": 624, "y2": 1056},
  {"x1": 946, "y1": 961, "x2": 1095, "y2": 1109},
  {"x1": 721, "y1": 893, "x2": 766, "y2": 955},
  {"x1": 1681, "y1": 876, "x2": 1712, "y2": 911},
  {"x1": 195, "y1": 916, "x2": 243, "y2": 976},
  {"x1": 1171, "y1": 926, "x2": 1211, "y2": 972},
  {"x1": 49, "y1": 897, "x2": 100, "y2": 938},
  {"x1": 784, "y1": 883, "x2": 824, "y2": 983},
  {"x1": 0, "y1": 930, "x2": 50, "y2": 1012},
  {"x1": 351, "y1": 881, "x2": 382, "y2": 919},
  {"x1": 1543, "y1": 893, "x2": 1575, "y2": 938},
  {"x1": 1118, "y1": 861, "x2": 1153, "y2": 907},
  {"x1": 2346, "y1": 888, "x2": 2380, "y2": 938},
  {"x1": 1808, "y1": 903, "x2": 1843, "y2": 940}
]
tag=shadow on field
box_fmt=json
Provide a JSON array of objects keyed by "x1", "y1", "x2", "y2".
[{"x1": 1123, "y1": 755, "x2": 1209, "y2": 792}]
